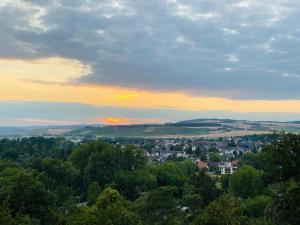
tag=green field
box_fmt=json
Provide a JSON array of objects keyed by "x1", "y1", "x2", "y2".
[{"x1": 66, "y1": 125, "x2": 211, "y2": 137}]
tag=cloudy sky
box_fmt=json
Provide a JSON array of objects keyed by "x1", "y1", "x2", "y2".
[{"x1": 1, "y1": 0, "x2": 300, "y2": 126}]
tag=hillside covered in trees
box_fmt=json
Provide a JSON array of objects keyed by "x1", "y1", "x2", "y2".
[{"x1": 0, "y1": 133, "x2": 299, "y2": 225}]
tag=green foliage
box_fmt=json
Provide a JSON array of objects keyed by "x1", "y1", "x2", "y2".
[
  {"x1": 239, "y1": 152, "x2": 265, "y2": 170},
  {"x1": 118, "y1": 145, "x2": 147, "y2": 171},
  {"x1": 151, "y1": 160, "x2": 196, "y2": 187},
  {"x1": 0, "y1": 137, "x2": 74, "y2": 163},
  {"x1": 41, "y1": 158, "x2": 79, "y2": 189},
  {"x1": 95, "y1": 187, "x2": 125, "y2": 208},
  {"x1": 84, "y1": 149, "x2": 119, "y2": 186},
  {"x1": 209, "y1": 153, "x2": 221, "y2": 162},
  {"x1": 261, "y1": 132, "x2": 300, "y2": 182},
  {"x1": 0, "y1": 167, "x2": 54, "y2": 224},
  {"x1": 0, "y1": 204, "x2": 14, "y2": 225},
  {"x1": 208, "y1": 147, "x2": 219, "y2": 153},
  {"x1": 72, "y1": 188, "x2": 143, "y2": 225},
  {"x1": 220, "y1": 174, "x2": 231, "y2": 191},
  {"x1": 87, "y1": 182, "x2": 101, "y2": 205},
  {"x1": 69, "y1": 141, "x2": 112, "y2": 174},
  {"x1": 229, "y1": 165, "x2": 264, "y2": 199},
  {"x1": 266, "y1": 180, "x2": 300, "y2": 225},
  {"x1": 69, "y1": 141, "x2": 147, "y2": 188},
  {"x1": 197, "y1": 151, "x2": 207, "y2": 161},
  {"x1": 134, "y1": 186, "x2": 184, "y2": 225},
  {"x1": 242, "y1": 195, "x2": 272, "y2": 218},
  {"x1": 192, "y1": 171, "x2": 220, "y2": 205},
  {"x1": 192, "y1": 194, "x2": 244, "y2": 225},
  {"x1": 0, "y1": 134, "x2": 299, "y2": 225},
  {"x1": 246, "y1": 217, "x2": 274, "y2": 225},
  {"x1": 114, "y1": 169, "x2": 157, "y2": 200}
]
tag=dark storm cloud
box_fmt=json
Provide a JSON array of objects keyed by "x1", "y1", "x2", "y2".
[{"x1": 1, "y1": 0, "x2": 300, "y2": 99}]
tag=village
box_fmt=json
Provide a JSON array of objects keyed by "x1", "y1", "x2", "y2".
[
  {"x1": 1, "y1": 131, "x2": 268, "y2": 176},
  {"x1": 64, "y1": 134, "x2": 268, "y2": 175},
  {"x1": 142, "y1": 136, "x2": 266, "y2": 175}
]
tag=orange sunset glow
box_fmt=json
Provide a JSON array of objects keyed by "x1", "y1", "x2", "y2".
[
  {"x1": 1, "y1": 64, "x2": 300, "y2": 114},
  {"x1": 96, "y1": 117, "x2": 161, "y2": 125}
]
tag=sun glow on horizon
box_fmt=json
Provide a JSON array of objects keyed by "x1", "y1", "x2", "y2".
[
  {"x1": 1, "y1": 57, "x2": 300, "y2": 115},
  {"x1": 95, "y1": 117, "x2": 161, "y2": 125}
]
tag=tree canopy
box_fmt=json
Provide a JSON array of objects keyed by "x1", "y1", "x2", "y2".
[{"x1": 0, "y1": 132, "x2": 299, "y2": 225}]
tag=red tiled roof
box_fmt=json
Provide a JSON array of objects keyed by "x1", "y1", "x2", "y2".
[{"x1": 197, "y1": 160, "x2": 208, "y2": 169}]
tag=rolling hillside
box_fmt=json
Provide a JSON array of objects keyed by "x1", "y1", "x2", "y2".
[{"x1": 64, "y1": 119, "x2": 300, "y2": 138}]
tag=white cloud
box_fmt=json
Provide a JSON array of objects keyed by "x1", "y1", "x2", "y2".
[
  {"x1": 172, "y1": 3, "x2": 218, "y2": 21},
  {"x1": 224, "y1": 67, "x2": 235, "y2": 72},
  {"x1": 227, "y1": 54, "x2": 239, "y2": 63},
  {"x1": 282, "y1": 73, "x2": 300, "y2": 79},
  {"x1": 176, "y1": 35, "x2": 186, "y2": 43},
  {"x1": 222, "y1": 28, "x2": 239, "y2": 35}
]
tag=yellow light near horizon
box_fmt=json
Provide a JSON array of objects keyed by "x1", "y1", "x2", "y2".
[
  {"x1": 1, "y1": 57, "x2": 300, "y2": 114},
  {"x1": 0, "y1": 57, "x2": 91, "y2": 82},
  {"x1": 95, "y1": 117, "x2": 161, "y2": 125},
  {"x1": 114, "y1": 93, "x2": 139, "y2": 100}
]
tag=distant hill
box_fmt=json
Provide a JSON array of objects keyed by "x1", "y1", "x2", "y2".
[
  {"x1": 0, "y1": 127, "x2": 29, "y2": 136},
  {"x1": 0, "y1": 125, "x2": 87, "y2": 137},
  {"x1": 1, "y1": 119, "x2": 300, "y2": 138},
  {"x1": 64, "y1": 119, "x2": 300, "y2": 138}
]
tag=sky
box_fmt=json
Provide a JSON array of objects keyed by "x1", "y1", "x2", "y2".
[{"x1": 1, "y1": 0, "x2": 300, "y2": 126}]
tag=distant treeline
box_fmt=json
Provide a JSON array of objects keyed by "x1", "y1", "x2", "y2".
[{"x1": 0, "y1": 132, "x2": 299, "y2": 225}]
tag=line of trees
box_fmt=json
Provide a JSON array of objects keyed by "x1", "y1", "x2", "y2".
[{"x1": 0, "y1": 132, "x2": 299, "y2": 225}]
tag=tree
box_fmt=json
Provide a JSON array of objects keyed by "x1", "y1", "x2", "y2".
[
  {"x1": 247, "y1": 217, "x2": 274, "y2": 225},
  {"x1": 181, "y1": 184, "x2": 203, "y2": 219},
  {"x1": 238, "y1": 152, "x2": 265, "y2": 170},
  {"x1": 84, "y1": 149, "x2": 119, "y2": 186},
  {"x1": 192, "y1": 194, "x2": 244, "y2": 225},
  {"x1": 192, "y1": 171, "x2": 220, "y2": 205},
  {"x1": 195, "y1": 147, "x2": 207, "y2": 161},
  {"x1": 69, "y1": 141, "x2": 112, "y2": 174},
  {"x1": 134, "y1": 186, "x2": 183, "y2": 225},
  {"x1": 72, "y1": 188, "x2": 143, "y2": 225},
  {"x1": 229, "y1": 166, "x2": 264, "y2": 199},
  {"x1": 242, "y1": 195, "x2": 272, "y2": 218},
  {"x1": 266, "y1": 180, "x2": 300, "y2": 225},
  {"x1": 69, "y1": 141, "x2": 147, "y2": 189},
  {"x1": 0, "y1": 167, "x2": 54, "y2": 224},
  {"x1": 152, "y1": 162, "x2": 181, "y2": 187},
  {"x1": 118, "y1": 145, "x2": 147, "y2": 171},
  {"x1": 114, "y1": 169, "x2": 157, "y2": 200},
  {"x1": 210, "y1": 153, "x2": 221, "y2": 162},
  {"x1": 261, "y1": 132, "x2": 300, "y2": 182},
  {"x1": 0, "y1": 204, "x2": 13, "y2": 225},
  {"x1": 209, "y1": 147, "x2": 219, "y2": 153},
  {"x1": 41, "y1": 158, "x2": 79, "y2": 190},
  {"x1": 220, "y1": 174, "x2": 231, "y2": 191},
  {"x1": 87, "y1": 182, "x2": 102, "y2": 205}
]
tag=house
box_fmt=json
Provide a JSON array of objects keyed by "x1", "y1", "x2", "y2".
[
  {"x1": 177, "y1": 152, "x2": 189, "y2": 158},
  {"x1": 219, "y1": 162, "x2": 233, "y2": 174},
  {"x1": 207, "y1": 161, "x2": 236, "y2": 175},
  {"x1": 196, "y1": 160, "x2": 209, "y2": 170},
  {"x1": 231, "y1": 160, "x2": 239, "y2": 172},
  {"x1": 208, "y1": 162, "x2": 220, "y2": 174}
]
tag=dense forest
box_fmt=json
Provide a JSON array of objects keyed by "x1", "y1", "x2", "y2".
[{"x1": 0, "y1": 133, "x2": 299, "y2": 225}]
